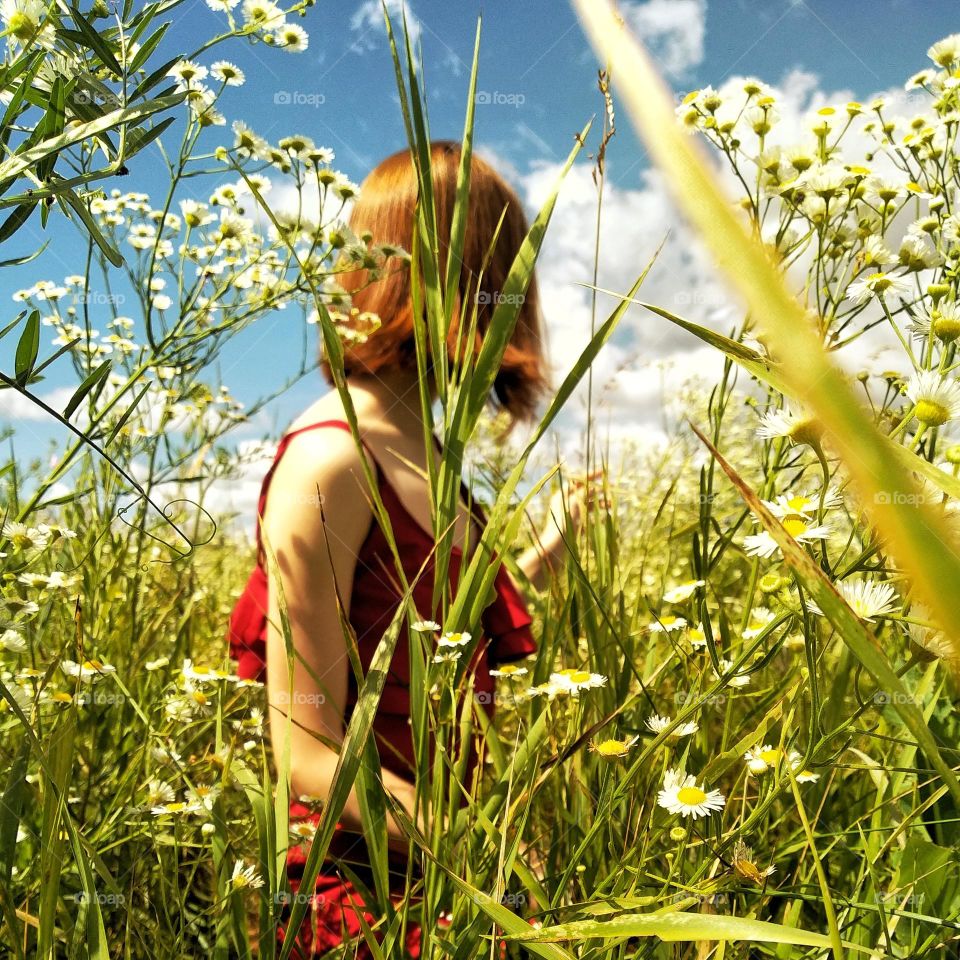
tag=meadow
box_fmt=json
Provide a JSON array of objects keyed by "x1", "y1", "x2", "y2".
[{"x1": 1, "y1": 1, "x2": 959, "y2": 958}]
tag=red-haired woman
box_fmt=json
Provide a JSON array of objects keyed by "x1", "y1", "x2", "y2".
[{"x1": 228, "y1": 141, "x2": 582, "y2": 957}]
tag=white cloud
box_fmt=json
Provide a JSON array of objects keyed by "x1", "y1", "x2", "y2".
[
  {"x1": 350, "y1": 0, "x2": 420, "y2": 54},
  {"x1": 619, "y1": 0, "x2": 708, "y2": 79},
  {"x1": 0, "y1": 386, "x2": 75, "y2": 422}
]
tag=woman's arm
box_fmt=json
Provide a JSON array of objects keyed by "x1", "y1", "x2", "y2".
[
  {"x1": 516, "y1": 474, "x2": 601, "y2": 590},
  {"x1": 516, "y1": 520, "x2": 567, "y2": 591},
  {"x1": 262, "y1": 428, "x2": 422, "y2": 856}
]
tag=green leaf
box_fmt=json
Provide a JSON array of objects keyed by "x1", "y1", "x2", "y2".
[
  {"x1": 508, "y1": 910, "x2": 872, "y2": 952},
  {"x1": 62, "y1": 8, "x2": 124, "y2": 77},
  {"x1": 0, "y1": 203, "x2": 36, "y2": 244},
  {"x1": 0, "y1": 92, "x2": 185, "y2": 184},
  {"x1": 63, "y1": 360, "x2": 112, "y2": 420},
  {"x1": 13, "y1": 310, "x2": 39, "y2": 383},
  {"x1": 106, "y1": 380, "x2": 151, "y2": 444},
  {"x1": 128, "y1": 20, "x2": 169, "y2": 74},
  {"x1": 58, "y1": 189, "x2": 124, "y2": 267}
]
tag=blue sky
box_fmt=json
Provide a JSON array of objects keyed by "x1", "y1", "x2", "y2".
[{"x1": 2, "y1": 0, "x2": 958, "y2": 517}]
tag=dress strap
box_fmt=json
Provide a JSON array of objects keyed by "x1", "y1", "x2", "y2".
[{"x1": 254, "y1": 418, "x2": 486, "y2": 560}]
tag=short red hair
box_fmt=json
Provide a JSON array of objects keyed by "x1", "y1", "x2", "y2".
[{"x1": 320, "y1": 140, "x2": 548, "y2": 421}]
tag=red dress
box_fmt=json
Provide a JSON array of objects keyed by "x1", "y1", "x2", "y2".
[{"x1": 226, "y1": 419, "x2": 537, "y2": 957}]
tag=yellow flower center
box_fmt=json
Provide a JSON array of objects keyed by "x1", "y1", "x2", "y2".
[
  {"x1": 8, "y1": 11, "x2": 37, "y2": 41},
  {"x1": 84, "y1": 660, "x2": 104, "y2": 671},
  {"x1": 933, "y1": 317, "x2": 960, "y2": 343},
  {"x1": 676, "y1": 786, "x2": 707, "y2": 805},
  {"x1": 570, "y1": 671, "x2": 593, "y2": 684},
  {"x1": 785, "y1": 495, "x2": 812, "y2": 511},
  {"x1": 595, "y1": 740, "x2": 628, "y2": 757},
  {"x1": 915, "y1": 399, "x2": 950, "y2": 426},
  {"x1": 760, "y1": 749, "x2": 779, "y2": 764},
  {"x1": 783, "y1": 516, "x2": 809, "y2": 538},
  {"x1": 788, "y1": 418, "x2": 822, "y2": 446}
]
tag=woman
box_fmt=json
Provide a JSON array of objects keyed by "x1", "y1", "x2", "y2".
[{"x1": 228, "y1": 141, "x2": 579, "y2": 957}]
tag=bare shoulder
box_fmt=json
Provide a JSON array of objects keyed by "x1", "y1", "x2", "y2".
[{"x1": 263, "y1": 425, "x2": 372, "y2": 554}]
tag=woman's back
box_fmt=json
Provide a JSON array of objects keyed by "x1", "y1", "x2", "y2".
[{"x1": 228, "y1": 403, "x2": 537, "y2": 787}]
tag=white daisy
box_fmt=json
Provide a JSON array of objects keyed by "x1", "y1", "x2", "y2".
[
  {"x1": 744, "y1": 744, "x2": 782, "y2": 775},
  {"x1": 229, "y1": 859, "x2": 264, "y2": 890},
  {"x1": 757, "y1": 405, "x2": 822, "y2": 447},
  {"x1": 788, "y1": 750, "x2": 820, "y2": 782},
  {"x1": 645, "y1": 714, "x2": 699, "y2": 738},
  {"x1": 714, "y1": 658, "x2": 751, "y2": 688},
  {"x1": 273, "y1": 22, "x2": 308, "y2": 51},
  {"x1": 846, "y1": 271, "x2": 913, "y2": 304},
  {"x1": 663, "y1": 580, "x2": 705, "y2": 603},
  {"x1": 904, "y1": 371, "x2": 960, "y2": 427},
  {"x1": 649, "y1": 614, "x2": 687, "y2": 633},
  {"x1": 181, "y1": 659, "x2": 233, "y2": 683},
  {"x1": 411, "y1": 620, "x2": 441, "y2": 633},
  {"x1": 0, "y1": 0, "x2": 54, "y2": 46},
  {"x1": 437, "y1": 631, "x2": 471, "y2": 648},
  {"x1": 906, "y1": 302, "x2": 960, "y2": 344},
  {"x1": 657, "y1": 768, "x2": 726, "y2": 819},
  {"x1": 744, "y1": 515, "x2": 831, "y2": 559},
  {"x1": 531, "y1": 668, "x2": 607, "y2": 700},
  {"x1": 810, "y1": 579, "x2": 899, "y2": 623},
  {"x1": 742, "y1": 607, "x2": 776, "y2": 640},
  {"x1": 928, "y1": 34, "x2": 960, "y2": 67},
  {"x1": 242, "y1": 0, "x2": 284, "y2": 30},
  {"x1": 210, "y1": 61, "x2": 245, "y2": 85},
  {"x1": 489, "y1": 663, "x2": 528, "y2": 678},
  {"x1": 143, "y1": 779, "x2": 175, "y2": 807},
  {"x1": 167, "y1": 60, "x2": 208, "y2": 88},
  {"x1": 763, "y1": 488, "x2": 841, "y2": 518},
  {"x1": 61, "y1": 659, "x2": 116, "y2": 683},
  {"x1": 151, "y1": 800, "x2": 202, "y2": 817}
]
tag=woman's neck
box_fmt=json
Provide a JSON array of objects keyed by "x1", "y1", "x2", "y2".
[{"x1": 345, "y1": 367, "x2": 430, "y2": 432}]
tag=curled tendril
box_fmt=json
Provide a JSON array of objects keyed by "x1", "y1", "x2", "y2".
[{"x1": 116, "y1": 496, "x2": 217, "y2": 563}]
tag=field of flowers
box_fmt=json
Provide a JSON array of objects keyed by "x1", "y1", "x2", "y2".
[{"x1": 1, "y1": 0, "x2": 959, "y2": 958}]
